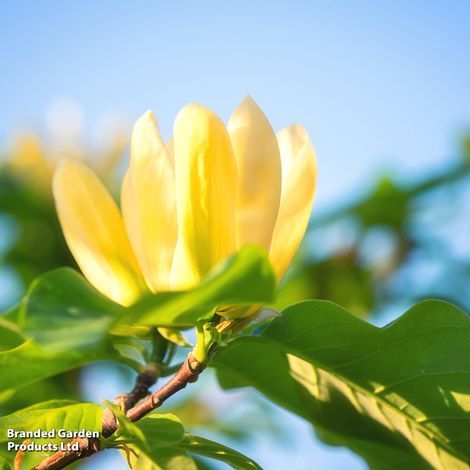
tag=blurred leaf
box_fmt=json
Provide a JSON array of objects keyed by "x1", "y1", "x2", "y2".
[
  {"x1": 214, "y1": 300, "x2": 470, "y2": 469},
  {"x1": 117, "y1": 246, "x2": 276, "y2": 328},
  {"x1": 354, "y1": 176, "x2": 409, "y2": 230},
  {"x1": 0, "y1": 372, "x2": 80, "y2": 415},
  {"x1": 158, "y1": 327, "x2": 192, "y2": 348},
  {"x1": 275, "y1": 250, "x2": 375, "y2": 317},
  {"x1": 0, "y1": 336, "x2": 118, "y2": 395},
  {"x1": 0, "y1": 318, "x2": 25, "y2": 351},
  {"x1": 0, "y1": 455, "x2": 11, "y2": 470}
]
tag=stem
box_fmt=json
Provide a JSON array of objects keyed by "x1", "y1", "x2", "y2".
[
  {"x1": 33, "y1": 353, "x2": 205, "y2": 470},
  {"x1": 192, "y1": 322, "x2": 207, "y2": 363}
]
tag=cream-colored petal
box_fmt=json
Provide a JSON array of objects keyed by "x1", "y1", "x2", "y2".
[
  {"x1": 53, "y1": 159, "x2": 147, "y2": 306},
  {"x1": 228, "y1": 96, "x2": 282, "y2": 251},
  {"x1": 122, "y1": 111, "x2": 177, "y2": 292},
  {"x1": 270, "y1": 125, "x2": 317, "y2": 279},
  {"x1": 171, "y1": 104, "x2": 237, "y2": 289}
]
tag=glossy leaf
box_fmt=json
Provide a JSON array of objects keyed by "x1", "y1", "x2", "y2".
[
  {"x1": 213, "y1": 300, "x2": 470, "y2": 469},
  {"x1": 0, "y1": 399, "x2": 102, "y2": 443},
  {"x1": 105, "y1": 410, "x2": 260, "y2": 470},
  {"x1": 117, "y1": 246, "x2": 276, "y2": 327},
  {"x1": 0, "y1": 400, "x2": 103, "y2": 468}
]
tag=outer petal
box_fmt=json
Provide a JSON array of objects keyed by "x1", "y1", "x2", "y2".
[
  {"x1": 269, "y1": 125, "x2": 317, "y2": 279},
  {"x1": 228, "y1": 96, "x2": 282, "y2": 251},
  {"x1": 122, "y1": 111, "x2": 177, "y2": 292},
  {"x1": 171, "y1": 104, "x2": 237, "y2": 289},
  {"x1": 53, "y1": 160, "x2": 147, "y2": 306}
]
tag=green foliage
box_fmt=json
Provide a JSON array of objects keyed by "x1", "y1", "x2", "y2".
[
  {"x1": 104, "y1": 406, "x2": 260, "y2": 470},
  {"x1": 0, "y1": 331, "x2": 117, "y2": 395},
  {"x1": 213, "y1": 299, "x2": 470, "y2": 469},
  {"x1": 2, "y1": 149, "x2": 470, "y2": 468},
  {"x1": 117, "y1": 246, "x2": 276, "y2": 327},
  {"x1": 0, "y1": 400, "x2": 103, "y2": 467},
  {"x1": 20, "y1": 267, "x2": 123, "y2": 351},
  {"x1": 0, "y1": 270, "x2": 124, "y2": 395},
  {"x1": 0, "y1": 455, "x2": 10, "y2": 470},
  {"x1": 0, "y1": 400, "x2": 103, "y2": 444},
  {"x1": 0, "y1": 172, "x2": 75, "y2": 291}
]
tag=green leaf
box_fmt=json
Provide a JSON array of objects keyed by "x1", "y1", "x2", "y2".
[
  {"x1": 0, "y1": 400, "x2": 103, "y2": 468},
  {"x1": 213, "y1": 300, "x2": 470, "y2": 469},
  {"x1": 20, "y1": 267, "x2": 123, "y2": 351},
  {"x1": 177, "y1": 434, "x2": 262, "y2": 470},
  {"x1": 0, "y1": 455, "x2": 11, "y2": 470},
  {"x1": 117, "y1": 246, "x2": 276, "y2": 328},
  {"x1": 157, "y1": 327, "x2": 192, "y2": 348},
  {"x1": 0, "y1": 318, "x2": 25, "y2": 351},
  {"x1": 104, "y1": 410, "x2": 260, "y2": 470},
  {"x1": 0, "y1": 399, "x2": 103, "y2": 444},
  {"x1": 0, "y1": 339, "x2": 119, "y2": 394},
  {"x1": 129, "y1": 448, "x2": 198, "y2": 470},
  {"x1": 0, "y1": 269, "x2": 133, "y2": 395}
]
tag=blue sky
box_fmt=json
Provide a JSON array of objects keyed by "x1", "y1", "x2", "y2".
[
  {"x1": 1, "y1": 1, "x2": 470, "y2": 209},
  {"x1": 1, "y1": 1, "x2": 470, "y2": 468}
]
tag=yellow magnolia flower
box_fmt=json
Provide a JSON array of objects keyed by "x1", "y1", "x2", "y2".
[{"x1": 53, "y1": 97, "x2": 317, "y2": 309}]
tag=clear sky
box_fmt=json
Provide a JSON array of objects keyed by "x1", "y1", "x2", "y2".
[
  {"x1": 1, "y1": 1, "x2": 470, "y2": 468},
  {"x1": 1, "y1": 0, "x2": 470, "y2": 208}
]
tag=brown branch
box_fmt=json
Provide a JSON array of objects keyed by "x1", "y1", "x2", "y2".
[{"x1": 33, "y1": 354, "x2": 205, "y2": 470}]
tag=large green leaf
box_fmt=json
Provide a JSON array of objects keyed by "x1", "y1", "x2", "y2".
[
  {"x1": 213, "y1": 300, "x2": 470, "y2": 470},
  {"x1": 0, "y1": 339, "x2": 119, "y2": 395},
  {"x1": 0, "y1": 269, "x2": 134, "y2": 395},
  {"x1": 117, "y1": 246, "x2": 276, "y2": 328},
  {"x1": 106, "y1": 410, "x2": 260, "y2": 470},
  {"x1": 20, "y1": 267, "x2": 123, "y2": 351}
]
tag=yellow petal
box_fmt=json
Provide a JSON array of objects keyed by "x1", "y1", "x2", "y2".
[
  {"x1": 53, "y1": 160, "x2": 147, "y2": 305},
  {"x1": 228, "y1": 96, "x2": 282, "y2": 251},
  {"x1": 122, "y1": 111, "x2": 177, "y2": 292},
  {"x1": 171, "y1": 104, "x2": 237, "y2": 289},
  {"x1": 270, "y1": 125, "x2": 317, "y2": 279}
]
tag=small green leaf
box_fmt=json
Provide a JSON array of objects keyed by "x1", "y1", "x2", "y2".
[
  {"x1": 118, "y1": 246, "x2": 276, "y2": 328},
  {"x1": 213, "y1": 299, "x2": 470, "y2": 469}
]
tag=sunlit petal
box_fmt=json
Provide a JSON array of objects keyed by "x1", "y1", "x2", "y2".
[
  {"x1": 171, "y1": 104, "x2": 237, "y2": 289},
  {"x1": 270, "y1": 125, "x2": 317, "y2": 278},
  {"x1": 228, "y1": 96, "x2": 282, "y2": 251},
  {"x1": 53, "y1": 159, "x2": 147, "y2": 305},
  {"x1": 122, "y1": 111, "x2": 177, "y2": 292}
]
